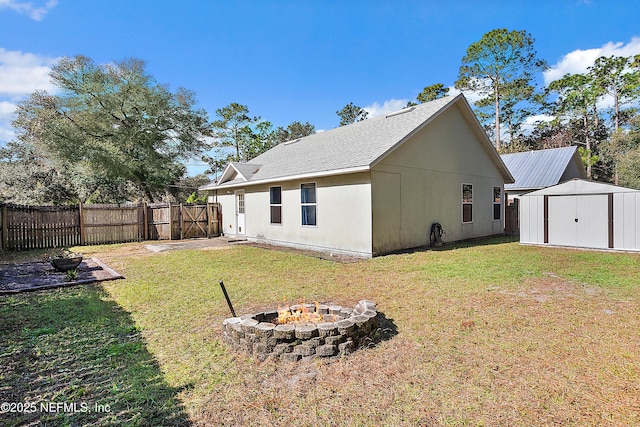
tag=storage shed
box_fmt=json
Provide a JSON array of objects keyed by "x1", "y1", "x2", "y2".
[{"x1": 520, "y1": 179, "x2": 640, "y2": 251}]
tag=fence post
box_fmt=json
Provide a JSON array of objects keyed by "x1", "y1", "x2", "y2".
[
  {"x1": 78, "y1": 202, "x2": 85, "y2": 245},
  {"x1": 142, "y1": 203, "x2": 148, "y2": 241},
  {"x1": 168, "y1": 203, "x2": 173, "y2": 240},
  {"x1": 180, "y1": 203, "x2": 184, "y2": 240},
  {"x1": 207, "y1": 203, "x2": 211, "y2": 238},
  {"x1": 213, "y1": 203, "x2": 220, "y2": 236},
  {"x1": 1, "y1": 204, "x2": 6, "y2": 251},
  {"x1": 207, "y1": 202, "x2": 220, "y2": 237}
]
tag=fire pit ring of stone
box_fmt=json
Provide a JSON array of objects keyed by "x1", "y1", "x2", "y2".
[{"x1": 222, "y1": 300, "x2": 379, "y2": 361}]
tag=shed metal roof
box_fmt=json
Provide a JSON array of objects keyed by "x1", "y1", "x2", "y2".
[
  {"x1": 522, "y1": 178, "x2": 639, "y2": 196},
  {"x1": 501, "y1": 146, "x2": 585, "y2": 191}
]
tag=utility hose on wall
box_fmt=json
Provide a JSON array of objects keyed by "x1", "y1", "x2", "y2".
[{"x1": 430, "y1": 222, "x2": 445, "y2": 247}]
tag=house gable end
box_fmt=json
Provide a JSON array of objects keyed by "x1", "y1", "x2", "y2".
[
  {"x1": 215, "y1": 162, "x2": 263, "y2": 186},
  {"x1": 217, "y1": 163, "x2": 242, "y2": 185},
  {"x1": 371, "y1": 94, "x2": 514, "y2": 184}
]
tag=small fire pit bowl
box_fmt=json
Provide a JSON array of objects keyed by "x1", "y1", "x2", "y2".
[
  {"x1": 222, "y1": 300, "x2": 379, "y2": 361},
  {"x1": 50, "y1": 256, "x2": 83, "y2": 272}
]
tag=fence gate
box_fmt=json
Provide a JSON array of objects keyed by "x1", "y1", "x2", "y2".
[
  {"x1": 181, "y1": 204, "x2": 208, "y2": 239},
  {"x1": 147, "y1": 203, "x2": 172, "y2": 240},
  {"x1": 505, "y1": 199, "x2": 520, "y2": 236}
]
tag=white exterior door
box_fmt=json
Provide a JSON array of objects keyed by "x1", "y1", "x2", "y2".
[
  {"x1": 548, "y1": 195, "x2": 609, "y2": 248},
  {"x1": 235, "y1": 190, "x2": 245, "y2": 235}
]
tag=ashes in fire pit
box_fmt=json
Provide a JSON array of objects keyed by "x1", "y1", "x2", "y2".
[{"x1": 222, "y1": 300, "x2": 378, "y2": 361}]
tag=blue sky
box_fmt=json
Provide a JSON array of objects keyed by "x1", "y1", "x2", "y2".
[{"x1": 1, "y1": 0, "x2": 640, "y2": 175}]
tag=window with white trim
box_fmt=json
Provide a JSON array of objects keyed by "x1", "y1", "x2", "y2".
[
  {"x1": 301, "y1": 183, "x2": 317, "y2": 226},
  {"x1": 270, "y1": 186, "x2": 282, "y2": 224},
  {"x1": 462, "y1": 184, "x2": 473, "y2": 223},
  {"x1": 493, "y1": 187, "x2": 502, "y2": 220}
]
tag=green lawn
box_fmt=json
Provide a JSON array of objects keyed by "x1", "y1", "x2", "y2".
[{"x1": 1, "y1": 238, "x2": 639, "y2": 426}]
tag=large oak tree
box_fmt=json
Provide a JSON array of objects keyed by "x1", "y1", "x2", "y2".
[{"x1": 12, "y1": 55, "x2": 212, "y2": 203}]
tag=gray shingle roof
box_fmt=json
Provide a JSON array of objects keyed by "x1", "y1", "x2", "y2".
[
  {"x1": 229, "y1": 162, "x2": 261, "y2": 180},
  {"x1": 501, "y1": 146, "x2": 584, "y2": 191},
  {"x1": 202, "y1": 94, "x2": 512, "y2": 190}
]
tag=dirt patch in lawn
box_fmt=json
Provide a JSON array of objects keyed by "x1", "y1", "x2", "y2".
[
  {"x1": 501, "y1": 272, "x2": 603, "y2": 303},
  {"x1": 0, "y1": 258, "x2": 123, "y2": 294}
]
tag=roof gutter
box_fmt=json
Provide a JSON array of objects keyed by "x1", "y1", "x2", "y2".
[{"x1": 199, "y1": 165, "x2": 371, "y2": 191}]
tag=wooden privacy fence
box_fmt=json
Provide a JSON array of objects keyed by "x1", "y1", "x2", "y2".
[{"x1": 0, "y1": 202, "x2": 221, "y2": 251}]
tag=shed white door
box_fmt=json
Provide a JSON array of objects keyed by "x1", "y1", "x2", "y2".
[
  {"x1": 548, "y1": 195, "x2": 609, "y2": 248},
  {"x1": 235, "y1": 190, "x2": 245, "y2": 235}
]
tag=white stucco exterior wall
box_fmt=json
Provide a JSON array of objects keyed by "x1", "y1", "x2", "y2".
[
  {"x1": 371, "y1": 103, "x2": 506, "y2": 254},
  {"x1": 211, "y1": 191, "x2": 238, "y2": 236},
  {"x1": 212, "y1": 172, "x2": 373, "y2": 257}
]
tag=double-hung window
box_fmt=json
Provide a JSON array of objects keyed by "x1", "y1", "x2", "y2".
[
  {"x1": 270, "y1": 186, "x2": 282, "y2": 224},
  {"x1": 301, "y1": 183, "x2": 317, "y2": 226},
  {"x1": 462, "y1": 184, "x2": 473, "y2": 223},
  {"x1": 493, "y1": 187, "x2": 502, "y2": 220}
]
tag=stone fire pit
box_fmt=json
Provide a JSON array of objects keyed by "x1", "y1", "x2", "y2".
[{"x1": 222, "y1": 300, "x2": 378, "y2": 361}]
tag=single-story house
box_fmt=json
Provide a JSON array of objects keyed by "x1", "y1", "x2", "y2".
[
  {"x1": 519, "y1": 178, "x2": 640, "y2": 251},
  {"x1": 200, "y1": 94, "x2": 514, "y2": 257},
  {"x1": 500, "y1": 146, "x2": 587, "y2": 204}
]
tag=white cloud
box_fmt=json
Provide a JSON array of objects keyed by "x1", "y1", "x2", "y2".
[
  {"x1": 0, "y1": 48, "x2": 59, "y2": 143},
  {"x1": 0, "y1": 0, "x2": 57, "y2": 21},
  {"x1": 0, "y1": 101, "x2": 16, "y2": 143},
  {"x1": 518, "y1": 113, "x2": 555, "y2": 137},
  {"x1": 544, "y1": 37, "x2": 640, "y2": 85},
  {"x1": 363, "y1": 99, "x2": 410, "y2": 118},
  {"x1": 364, "y1": 90, "x2": 486, "y2": 121},
  {"x1": 523, "y1": 114, "x2": 554, "y2": 125},
  {"x1": 0, "y1": 48, "x2": 58, "y2": 98},
  {"x1": 447, "y1": 86, "x2": 485, "y2": 105},
  {"x1": 0, "y1": 127, "x2": 15, "y2": 143},
  {"x1": 0, "y1": 100, "x2": 16, "y2": 116}
]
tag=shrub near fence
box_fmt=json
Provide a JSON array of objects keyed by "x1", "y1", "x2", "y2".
[{"x1": 0, "y1": 202, "x2": 220, "y2": 251}]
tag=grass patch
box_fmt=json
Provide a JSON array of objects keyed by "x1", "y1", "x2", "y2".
[
  {"x1": 2, "y1": 238, "x2": 640, "y2": 425},
  {"x1": 0, "y1": 285, "x2": 189, "y2": 426}
]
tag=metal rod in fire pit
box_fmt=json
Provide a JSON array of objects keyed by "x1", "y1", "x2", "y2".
[{"x1": 219, "y1": 281, "x2": 236, "y2": 317}]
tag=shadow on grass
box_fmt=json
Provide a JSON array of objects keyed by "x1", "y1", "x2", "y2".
[
  {"x1": 388, "y1": 234, "x2": 520, "y2": 256},
  {"x1": 0, "y1": 285, "x2": 191, "y2": 426},
  {"x1": 365, "y1": 312, "x2": 399, "y2": 348}
]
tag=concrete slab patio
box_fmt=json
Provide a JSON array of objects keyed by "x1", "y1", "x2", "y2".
[{"x1": 144, "y1": 237, "x2": 247, "y2": 253}]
